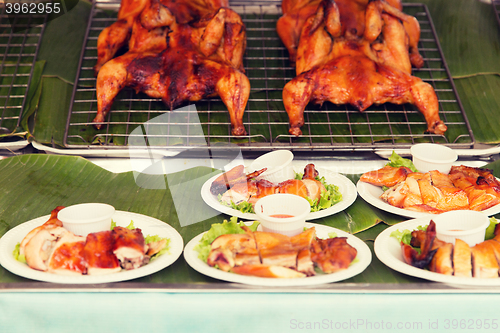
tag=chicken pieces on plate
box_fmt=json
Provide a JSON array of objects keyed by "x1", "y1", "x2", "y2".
[
  {"x1": 361, "y1": 165, "x2": 500, "y2": 213},
  {"x1": 277, "y1": 0, "x2": 447, "y2": 137},
  {"x1": 207, "y1": 226, "x2": 357, "y2": 278}
]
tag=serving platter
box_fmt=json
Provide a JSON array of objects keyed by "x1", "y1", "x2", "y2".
[
  {"x1": 356, "y1": 180, "x2": 500, "y2": 219},
  {"x1": 201, "y1": 167, "x2": 357, "y2": 220},
  {"x1": 374, "y1": 218, "x2": 500, "y2": 287},
  {"x1": 184, "y1": 223, "x2": 371, "y2": 286},
  {"x1": 0, "y1": 211, "x2": 184, "y2": 284}
]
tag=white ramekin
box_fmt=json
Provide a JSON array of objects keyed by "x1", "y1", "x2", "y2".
[
  {"x1": 410, "y1": 143, "x2": 458, "y2": 174},
  {"x1": 249, "y1": 150, "x2": 295, "y2": 184},
  {"x1": 254, "y1": 194, "x2": 310, "y2": 236},
  {"x1": 433, "y1": 210, "x2": 489, "y2": 247},
  {"x1": 57, "y1": 203, "x2": 115, "y2": 237}
]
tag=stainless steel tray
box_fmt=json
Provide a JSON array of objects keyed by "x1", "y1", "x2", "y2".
[{"x1": 65, "y1": 0, "x2": 473, "y2": 152}]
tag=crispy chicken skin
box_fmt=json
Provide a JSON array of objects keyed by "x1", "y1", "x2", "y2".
[
  {"x1": 94, "y1": 0, "x2": 249, "y2": 136},
  {"x1": 48, "y1": 233, "x2": 87, "y2": 275},
  {"x1": 112, "y1": 226, "x2": 147, "y2": 270},
  {"x1": 82, "y1": 231, "x2": 121, "y2": 275},
  {"x1": 19, "y1": 206, "x2": 64, "y2": 257},
  {"x1": 278, "y1": 0, "x2": 446, "y2": 137}
]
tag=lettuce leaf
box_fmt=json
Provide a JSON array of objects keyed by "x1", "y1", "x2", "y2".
[
  {"x1": 386, "y1": 151, "x2": 418, "y2": 172},
  {"x1": 12, "y1": 243, "x2": 26, "y2": 264},
  {"x1": 390, "y1": 225, "x2": 427, "y2": 245},
  {"x1": 194, "y1": 216, "x2": 260, "y2": 262},
  {"x1": 485, "y1": 217, "x2": 498, "y2": 240}
]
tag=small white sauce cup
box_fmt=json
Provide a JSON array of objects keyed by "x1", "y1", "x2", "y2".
[
  {"x1": 254, "y1": 194, "x2": 310, "y2": 237},
  {"x1": 58, "y1": 203, "x2": 115, "y2": 237},
  {"x1": 410, "y1": 143, "x2": 458, "y2": 174},
  {"x1": 249, "y1": 150, "x2": 294, "y2": 184},
  {"x1": 433, "y1": 210, "x2": 490, "y2": 247}
]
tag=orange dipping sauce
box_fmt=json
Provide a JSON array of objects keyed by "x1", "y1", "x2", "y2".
[{"x1": 269, "y1": 214, "x2": 294, "y2": 218}]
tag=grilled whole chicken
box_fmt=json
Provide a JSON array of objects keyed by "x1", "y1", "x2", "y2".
[
  {"x1": 278, "y1": 0, "x2": 446, "y2": 137},
  {"x1": 94, "y1": 0, "x2": 249, "y2": 136}
]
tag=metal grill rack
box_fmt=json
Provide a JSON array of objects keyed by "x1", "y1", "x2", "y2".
[
  {"x1": 0, "y1": 1, "x2": 46, "y2": 137},
  {"x1": 66, "y1": 0, "x2": 473, "y2": 152},
  {"x1": 494, "y1": 0, "x2": 500, "y2": 28}
]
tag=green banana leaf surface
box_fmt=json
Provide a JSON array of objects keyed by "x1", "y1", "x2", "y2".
[{"x1": 1, "y1": 154, "x2": 500, "y2": 285}]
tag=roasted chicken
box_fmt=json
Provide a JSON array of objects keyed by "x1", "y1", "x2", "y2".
[
  {"x1": 94, "y1": 0, "x2": 250, "y2": 136},
  {"x1": 360, "y1": 165, "x2": 500, "y2": 213},
  {"x1": 207, "y1": 226, "x2": 357, "y2": 278},
  {"x1": 20, "y1": 207, "x2": 167, "y2": 275},
  {"x1": 278, "y1": 0, "x2": 446, "y2": 137}
]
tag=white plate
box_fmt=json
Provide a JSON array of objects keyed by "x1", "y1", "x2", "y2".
[
  {"x1": 184, "y1": 223, "x2": 371, "y2": 286},
  {"x1": 0, "y1": 211, "x2": 184, "y2": 284},
  {"x1": 201, "y1": 167, "x2": 357, "y2": 220},
  {"x1": 357, "y1": 180, "x2": 500, "y2": 219},
  {"x1": 374, "y1": 218, "x2": 500, "y2": 287}
]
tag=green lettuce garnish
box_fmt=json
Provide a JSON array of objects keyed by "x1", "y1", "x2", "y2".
[
  {"x1": 485, "y1": 217, "x2": 499, "y2": 240},
  {"x1": 12, "y1": 243, "x2": 26, "y2": 264},
  {"x1": 386, "y1": 151, "x2": 418, "y2": 172},
  {"x1": 218, "y1": 194, "x2": 255, "y2": 213},
  {"x1": 390, "y1": 225, "x2": 427, "y2": 245},
  {"x1": 194, "y1": 216, "x2": 260, "y2": 262}
]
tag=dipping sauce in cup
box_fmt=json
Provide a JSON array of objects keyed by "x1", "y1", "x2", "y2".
[
  {"x1": 254, "y1": 194, "x2": 310, "y2": 237},
  {"x1": 410, "y1": 143, "x2": 458, "y2": 174},
  {"x1": 58, "y1": 203, "x2": 115, "y2": 237},
  {"x1": 433, "y1": 210, "x2": 490, "y2": 247}
]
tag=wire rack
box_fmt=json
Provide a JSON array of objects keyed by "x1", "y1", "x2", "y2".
[
  {"x1": 494, "y1": 0, "x2": 500, "y2": 28},
  {"x1": 65, "y1": 0, "x2": 473, "y2": 152},
  {"x1": 0, "y1": 1, "x2": 46, "y2": 136}
]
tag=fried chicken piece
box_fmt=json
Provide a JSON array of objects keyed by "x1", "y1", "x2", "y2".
[
  {"x1": 82, "y1": 230, "x2": 121, "y2": 275},
  {"x1": 290, "y1": 227, "x2": 317, "y2": 276},
  {"x1": 19, "y1": 206, "x2": 64, "y2": 257},
  {"x1": 310, "y1": 236, "x2": 357, "y2": 273},
  {"x1": 360, "y1": 165, "x2": 412, "y2": 187},
  {"x1": 47, "y1": 233, "x2": 87, "y2": 276},
  {"x1": 231, "y1": 264, "x2": 306, "y2": 278},
  {"x1": 207, "y1": 233, "x2": 260, "y2": 271},
  {"x1": 112, "y1": 226, "x2": 147, "y2": 270}
]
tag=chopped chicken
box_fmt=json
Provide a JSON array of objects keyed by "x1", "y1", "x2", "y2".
[{"x1": 112, "y1": 226, "x2": 147, "y2": 270}]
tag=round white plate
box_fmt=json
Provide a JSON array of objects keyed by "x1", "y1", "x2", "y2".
[
  {"x1": 357, "y1": 180, "x2": 500, "y2": 219},
  {"x1": 374, "y1": 218, "x2": 500, "y2": 287},
  {"x1": 201, "y1": 167, "x2": 357, "y2": 220},
  {"x1": 184, "y1": 223, "x2": 371, "y2": 286},
  {"x1": 0, "y1": 211, "x2": 184, "y2": 284}
]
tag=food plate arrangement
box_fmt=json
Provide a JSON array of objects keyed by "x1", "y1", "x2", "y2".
[
  {"x1": 374, "y1": 218, "x2": 500, "y2": 287},
  {"x1": 357, "y1": 181, "x2": 500, "y2": 219},
  {"x1": 0, "y1": 211, "x2": 183, "y2": 284},
  {"x1": 201, "y1": 167, "x2": 357, "y2": 220},
  {"x1": 184, "y1": 223, "x2": 372, "y2": 286}
]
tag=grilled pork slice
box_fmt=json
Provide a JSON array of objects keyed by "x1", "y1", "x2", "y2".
[
  {"x1": 83, "y1": 231, "x2": 121, "y2": 275},
  {"x1": 24, "y1": 226, "x2": 68, "y2": 271},
  {"x1": 47, "y1": 232, "x2": 87, "y2": 275},
  {"x1": 207, "y1": 233, "x2": 259, "y2": 271},
  {"x1": 453, "y1": 239, "x2": 472, "y2": 277},
  {"x1": 429, "y1": 239, "x2": 453, "y2": 276},
  {"x1": 231, "y1": 264, "x2": 305, "y2": 278},
  {"x1": 310, "y1": 237, "x2": 357, "y2": 273},
  {"x1": 471, "y1": 242, "x2": 499, "y2": 278},
  {"x1": 253, "y1": 231, "x2": 297, "y2": 268},
  {"x1": 290, "y1": 227, "x2": 316, "y2": 276},
  {"x1": 112, "y1": 226, "x2": 147, "y2": 270}
]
